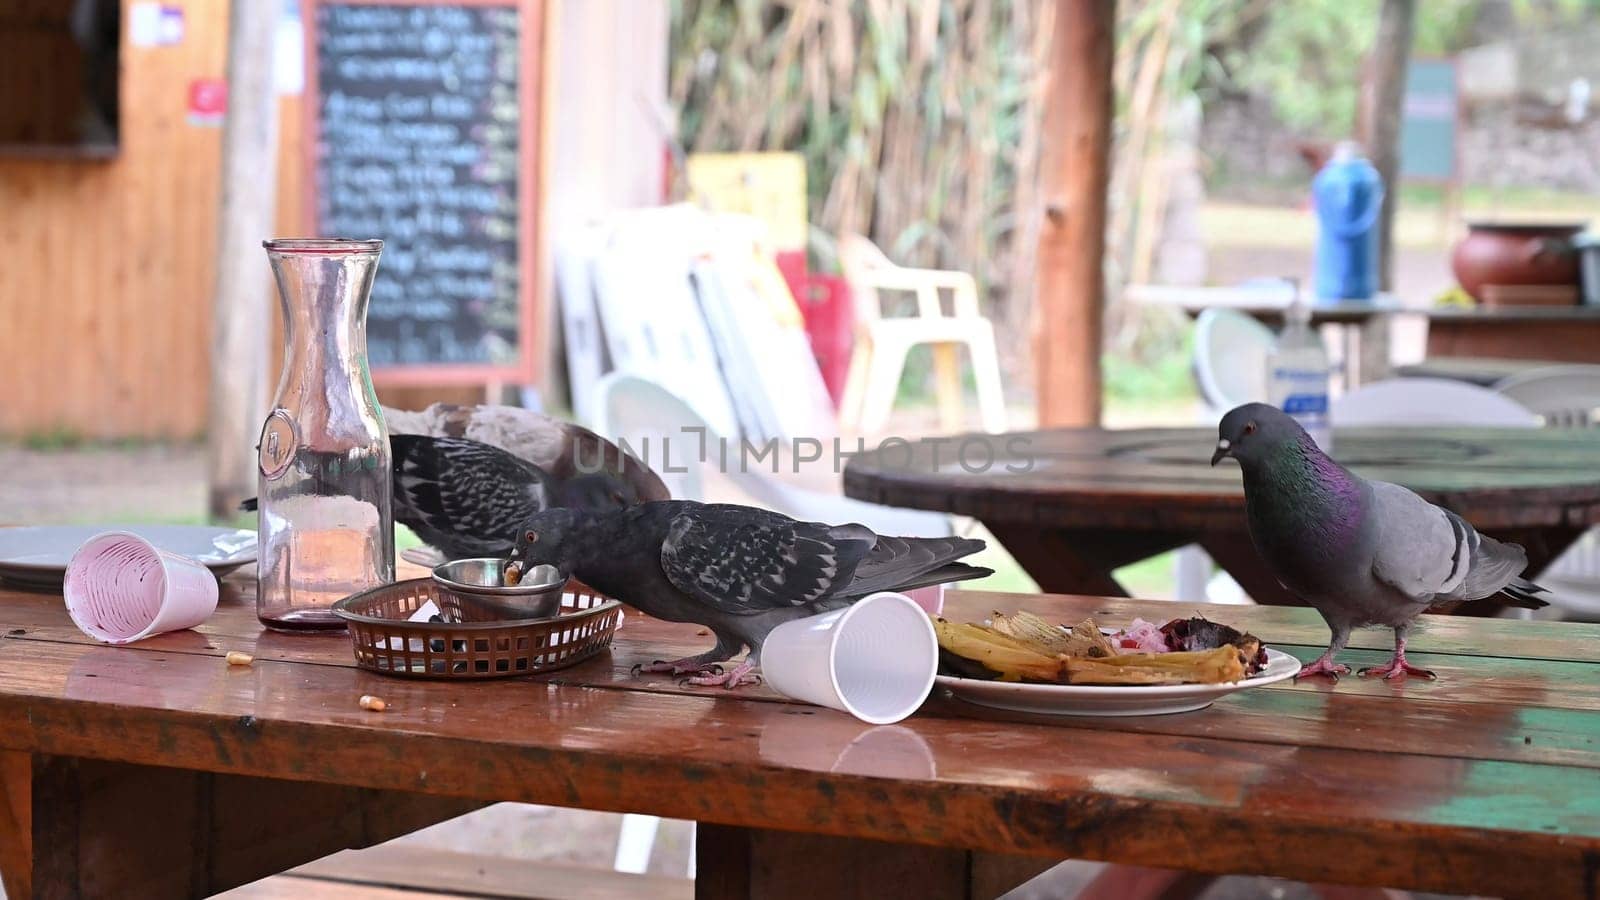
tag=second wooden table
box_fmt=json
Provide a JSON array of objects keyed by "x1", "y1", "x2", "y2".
[{"x1": 843, "y1": 426, "x2": 1600, "y2": 603}]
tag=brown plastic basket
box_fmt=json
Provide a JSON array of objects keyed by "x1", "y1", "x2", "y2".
[{"x1": 332, "y1": 578, "x2": 622, "y2": 679}]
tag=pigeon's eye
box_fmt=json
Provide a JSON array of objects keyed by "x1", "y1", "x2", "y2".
[
  {"x1": 524, "y1": 530, "x2": 539, "y2": 544},
  {"x1": 1243, "y1": 422, "x2": 1258, "y2": 436}
]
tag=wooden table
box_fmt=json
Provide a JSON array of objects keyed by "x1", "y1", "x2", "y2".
[
  {"x1": 1125, "y1": 285, "x2": 1402, "y2": 386},
  {"x1": 844, "y1": 426, "x2": 1600, "y2": 604},
  {"x1": 1426, "y1": 306, "x2": 1600, "y2": 364},
  {"x1": 1395, "y1": 356, "x2": 1563, "y2": 387},
  {"x1": 7, "y1": 580, "x2": 1600, "y2": 899}
]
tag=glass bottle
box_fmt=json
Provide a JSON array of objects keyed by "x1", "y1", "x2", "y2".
[{"x1": 256, "y1": 239, "x2": 394, "y2": 631}]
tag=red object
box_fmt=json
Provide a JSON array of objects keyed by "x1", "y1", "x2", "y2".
[
  {"x1": 1451, "y1": 221, "x2": 1583, "y2": 303},
  {"x1": 186, "y1": 78, "x2": 227, "y2": 124},
  {"x1": 776, "y1": 250, "x2": 854, "y2": 408}
]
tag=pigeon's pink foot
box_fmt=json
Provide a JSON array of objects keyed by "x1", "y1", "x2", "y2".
[
  {"x1": 634, "y1": 656, "x2": 726, "y2": 677},
  {"x1": 1295, "y1": 654, "x2": 1351, "y2": 681},
  {"x1": 1360, "y1": 652, "x2": 1436, "y2": 681},
  {"x1": 686, "y1": 659, "x2": 760, "y2": 690}
]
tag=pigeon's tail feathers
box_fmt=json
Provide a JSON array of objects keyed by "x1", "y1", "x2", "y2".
[
  {"x1": 876, "y1": 561, "x2": 993, "y2": 594},
  {"x1": 843, "y1": 535, "x2": 988, "y2": 597},
  {"x1": 1460, "y1": 529, "x2": 1533, "y2": 602},
  {"x1": 239, "y1": 497, "x2": 258, "y2": 513},
  {"x1": 1497, "y1": 577, "x2": 1550, "y2": 610}
]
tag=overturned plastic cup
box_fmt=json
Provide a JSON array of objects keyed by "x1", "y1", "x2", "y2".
[
  {"x1": 63, "y1": 532, "x2": 219, "y2": 644},
  {"x1": 760, "y1": 592, "x2": 938, "y2": 725}
]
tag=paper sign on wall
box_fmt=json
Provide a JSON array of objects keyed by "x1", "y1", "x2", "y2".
[
  {"x1": 130, "y1": 2, "x2": 185, "y2": 47},
  {"x1": 275, "y1": 0, "x2": 304, "y2": 95}
]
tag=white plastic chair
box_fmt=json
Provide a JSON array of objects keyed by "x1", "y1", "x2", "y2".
[
  {"x1": 1494, "y1": 365, "x2": 1600, "y2": 428},
  {"x1": 1179, "y1": 309, "x2": 1278, "y2": 603},
  {"x1": 592, "y1": 372, "x2": 954, "y2": 537},
  {"x1": 1493, "y1": 366, "x2": 1600, "y2": 620},
  {"x1": 1192, "y1": 307, "x2": 1275, "y2": 411},
  {"x1": 836, "y1": 234, "x2": 1006, "y2": 435},
  {"x1": 1333, "y1": 378, "x2": 1541, "y2": 428}
]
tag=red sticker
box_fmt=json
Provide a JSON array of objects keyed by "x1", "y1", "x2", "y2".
[{"x1": 187, "y1": 78, "x2": 227, "y2": 126}]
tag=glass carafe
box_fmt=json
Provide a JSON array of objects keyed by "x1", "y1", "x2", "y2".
[{"x1": 256, "y1": 239, "x2": 394, "y2": 631}]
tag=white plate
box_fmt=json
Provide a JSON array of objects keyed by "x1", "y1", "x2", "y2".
[
  {"x1": 937, "y1": 647, "x2": 1302, "y2": 717},
  {"x1": 0, "y1": 525, "x2": 258, "y2": 588}
]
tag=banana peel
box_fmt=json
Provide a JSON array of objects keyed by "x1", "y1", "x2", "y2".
[
  {"x1": 1063, "y1": 647, "x2": 1244, "y2": 686},
  {"x1": 932, "y1": 617, "x2": 1066, "y2": 682},
  {"x1": 936, "y1": 612, "x2": 1248, "y2": 686}
]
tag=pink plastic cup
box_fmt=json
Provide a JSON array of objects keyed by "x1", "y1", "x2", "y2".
[{"x1": 63, "y1": 532, "x2": 219, "y2": 644}]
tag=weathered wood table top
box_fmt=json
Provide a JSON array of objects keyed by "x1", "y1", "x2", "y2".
[
  {"x1": 4, "y1": 573, "x2": 1600, "y2": 898},
  {"x1": 844, "y1": 426, "x2": 1600, "y2": 602}
]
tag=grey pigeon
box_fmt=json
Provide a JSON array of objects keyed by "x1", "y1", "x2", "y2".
[
  {"x1": 383, "y1": 403, "x2": 670, "y2": 504},
  {"x1": 509, "y1": 501, "x2": 991, "y2": 687},
  {"x1": 241, "y1": 403, "x2": 671, "y2": 536},
  {"x1": 1213, "y1": 403, "x2": 1548, "y2": 680},
  {"x1": 244, "y1": 429, "x2": 664, "y2": 561},
  {"x1": 390, "y1": 435, "x2": 645, "y2": 561}
]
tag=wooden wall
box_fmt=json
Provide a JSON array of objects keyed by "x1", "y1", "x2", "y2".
[
  {"x1": 0, "y1": 0, "x2": 317, "y2": 441},
  {"x1": 0, "y1": 3, "x2": 463, "y2": 441}
]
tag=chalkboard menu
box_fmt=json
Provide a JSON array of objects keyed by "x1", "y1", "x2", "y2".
[{"x1": 311, "y1": 2, "x2": 528, "y2": 375}]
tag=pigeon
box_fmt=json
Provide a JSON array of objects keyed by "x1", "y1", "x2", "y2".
[
  {"x1": 509, "y1": 501, "x2": 992, "y2": 688},
  {"x1": 1212, "y1": 403, "x2": 1548, "y2": 680},
  {"x1": 243, "y1": 403, "x2": 670, "y2": 559},
  {"x1": 389, "y1": 434, "x2": 649, "y2": 560},
  {"x1": 382, "y1": 403, "x2": 669, "y2": 505}
]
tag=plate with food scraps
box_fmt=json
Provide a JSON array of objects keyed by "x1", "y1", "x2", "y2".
[
  {"x1": 934, "y1": 612, "x2": 1302, "y2": 717},
  {"x1": 0, "y1": 525, "x2": 257, "y2": 589}
]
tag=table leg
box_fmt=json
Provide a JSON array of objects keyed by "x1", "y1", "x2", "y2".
[
  {"x1": 0, "y1": 752, "x2": 479, "y2": 899},
  {"x1": 1196, "y1": 532, "x2": 1301, "y2": 607},
  {"x1": 0, "y1": 751, "x2": 31, "y2": 899},
  {"x1": 1357, "y1": 314, "x2": 1391, "y2": 386},
  {"x1": 1490, "y1": 525, "x2": 1586, "y2": 578},
  {"x1": 694, "y1": 824, "x2": 1056, "y2": 900},
  {"x1": 985, "y1": 525, "x2": 1191, "y2": 596}
]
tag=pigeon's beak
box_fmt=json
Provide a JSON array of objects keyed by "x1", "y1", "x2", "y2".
[{"x1": 1210, "y1": 439, "x2": 1232, "y2": 466}]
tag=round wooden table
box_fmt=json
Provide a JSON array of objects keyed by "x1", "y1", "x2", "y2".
[{"x1": 843, "y1": 427, "x2": 1600, "y2": 604}]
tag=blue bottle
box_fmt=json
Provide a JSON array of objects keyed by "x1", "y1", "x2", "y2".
[{"x1": 1312, "y1": 142, "x2": 1384, "y2": 302}]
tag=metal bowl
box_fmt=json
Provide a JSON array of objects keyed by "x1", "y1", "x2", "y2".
[{"x1": 430, "y1": 558, "x2": 566, "y2": 620}]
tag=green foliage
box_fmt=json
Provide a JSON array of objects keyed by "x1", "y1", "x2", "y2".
[
  {"x1": 1103, "y1": 345, "x2": 1197, "y2": 408},
  {"x1": 1204, "y1": 0, "x2": 1600, "y2": 138},
  {"x1": 19, "y1": 428, "x2": 86, "y2": 451},
  {"x1": 669, "y1": 0, "x2": 1045, "y2": 305}
]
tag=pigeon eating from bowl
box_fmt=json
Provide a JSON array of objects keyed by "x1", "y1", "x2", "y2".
[{"x1": 509, "y1": 501, "x2": 991, "y2": 688}]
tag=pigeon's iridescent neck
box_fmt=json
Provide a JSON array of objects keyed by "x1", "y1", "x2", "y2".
[{"x1": 1246, "y1": 434, "x2": 1365, "y2": 548}]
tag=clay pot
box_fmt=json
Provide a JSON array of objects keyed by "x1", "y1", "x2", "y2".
[{"x1": 1451, "y1": 221, "x2": 1583, "y2": 302}]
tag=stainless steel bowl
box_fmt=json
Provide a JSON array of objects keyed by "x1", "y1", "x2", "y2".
[{"x1": 430, "y1": 558, "x2": 566, "y2": 620}]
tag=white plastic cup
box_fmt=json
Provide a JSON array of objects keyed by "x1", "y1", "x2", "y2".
[
  {"x1": 63, "y1": 532, "x2": 219, "y2": 644},
  {"x1": 760, "y1": 592, "x2": 938, "y2": 725}
]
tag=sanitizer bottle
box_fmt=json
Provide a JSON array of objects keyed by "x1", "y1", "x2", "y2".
[{"x1": 1267, "y1": 296, "x2": 1333, "y2": 452}]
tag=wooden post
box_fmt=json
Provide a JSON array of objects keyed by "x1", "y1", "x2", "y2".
[
  {"x1": 207, "y1": 0, "x2": 283, "y2": 519},
  {"x1": 1033, "y1": 0, "x2": 1114, "y2": 427},
  {"x1": 1366, "y1": 0, "x2": 1416, "y2": 292}
]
